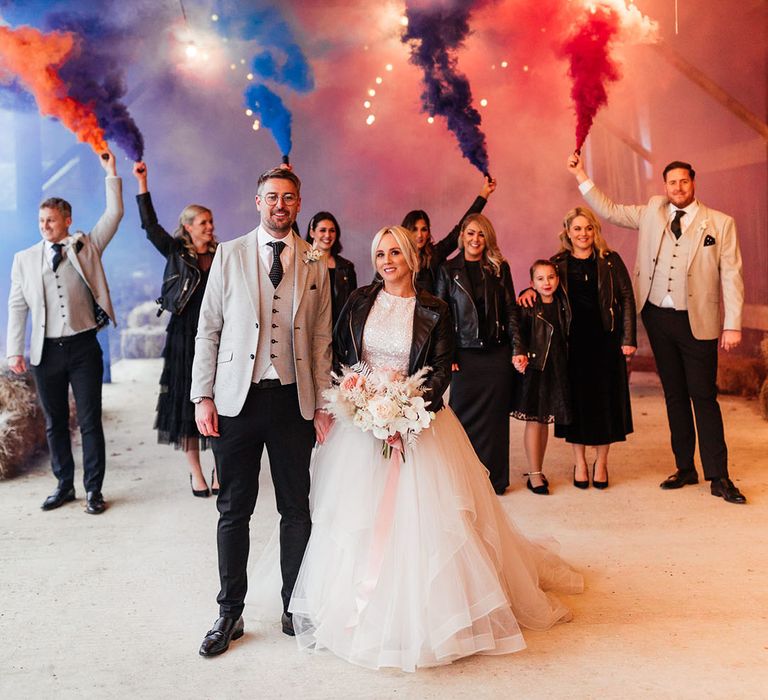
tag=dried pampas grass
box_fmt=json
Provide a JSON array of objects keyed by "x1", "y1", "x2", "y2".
[{"x1": 0, "y1": 369, "x2": 47, "y2": 479}]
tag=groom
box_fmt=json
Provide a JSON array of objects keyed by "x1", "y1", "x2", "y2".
[{"x1": 191, "y1": 167, "x2": 333, "y2": 657}]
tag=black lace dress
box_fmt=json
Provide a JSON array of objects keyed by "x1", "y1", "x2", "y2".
[{"x1": 154, "y1": 252, "x2": 213, "y2": 451}]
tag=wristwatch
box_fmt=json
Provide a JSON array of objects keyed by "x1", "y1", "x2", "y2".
[{"x1": 192, "y1": 396, "x2": 209, "y2": 404}]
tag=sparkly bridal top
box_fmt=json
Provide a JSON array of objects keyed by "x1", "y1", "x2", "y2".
[{"x1": 361, "y1": 290, "x2": 416, "y2": 374}]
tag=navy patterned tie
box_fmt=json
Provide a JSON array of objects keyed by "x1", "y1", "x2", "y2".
[
  {"x1": 267, "y1": 241, "x2": 286, "y2": 287},
  {"x1": 51, "y1": 242, "x2": 64, "y2": 271},
  {"x1": 671, "y1": 210, "x2": 685, "y2": 239}
]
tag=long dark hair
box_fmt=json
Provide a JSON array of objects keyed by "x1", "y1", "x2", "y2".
[
  {"x1": 306, "y1": 211, "x2": 343, "y2": 256},
  {"x1": 401, "y1": 209, "x2": 431, "y2": 271}
]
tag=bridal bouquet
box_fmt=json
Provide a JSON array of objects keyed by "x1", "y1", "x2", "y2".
[{"x1": 323, "y1": 363, "x2": 435, "y2": 458}]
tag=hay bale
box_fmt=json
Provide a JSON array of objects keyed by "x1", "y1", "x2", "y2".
[
  {"x1": 717, "y1": 355, "x2": 765, "y2": 397},
  {"x1": 121, "y1": 300, "x2": 167, "y2": 359},
  {"x1": 0, "y1": 369, "x2": 47, "y2": 480}
]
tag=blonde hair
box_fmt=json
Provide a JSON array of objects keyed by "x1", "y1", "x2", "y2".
[
  {"x1": 558, "y1": 206, "x2": 611, "y2": 259},
  {"x1": 459, "y1": 213, "x2": 505, "y2": 277},
  {"x1": 370, "y1": 225, "x2": 419, "y2": 287},
  {"x1": 173, "y1": 204, "x2": 217, "y2": 258}
]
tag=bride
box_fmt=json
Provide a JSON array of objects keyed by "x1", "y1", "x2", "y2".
[{"x1": 287, "y1": 225, "x2": 583, "y2": 671}]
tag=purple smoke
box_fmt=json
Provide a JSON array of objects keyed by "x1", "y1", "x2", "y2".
[
  {"x1": 44, "y1": 12, "x2": 145, "y2": 161},
  {"x1": 403, "y1": 0, "x2": 490, "y2": 175}
]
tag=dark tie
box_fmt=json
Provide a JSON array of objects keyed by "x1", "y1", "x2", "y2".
[
  {"x1": 51, "y1": 242, "x2": 64, "y2": 271},
  {"x1": 267, "y1": 241, "x2": 286, "y2": 287},
  {"x1": 671, "y1": 210, "x2": 685, "y2": 239}
]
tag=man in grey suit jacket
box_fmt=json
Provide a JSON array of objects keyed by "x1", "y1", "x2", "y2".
[
  {"x1": 6, "y1": 149, "x2": 123, "y2": 514},
  {"x1": 192, "y1": 167, "x2": 333, "y2": 656},
  {"x1": 567, "y1": 152, "x2": 746, "y2": 504}
]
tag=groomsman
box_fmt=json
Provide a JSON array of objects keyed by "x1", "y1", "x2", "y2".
[
  {"x1": 6, "y1": 149, "x2": 123, "y2": 514},
  {"x1": 192, "y1": 167, "x2": 333, "y2": 656},
  {"x1": 567, "y1": 152, "x2": 746, "y2": 504}
]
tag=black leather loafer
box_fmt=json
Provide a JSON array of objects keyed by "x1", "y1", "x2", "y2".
[
  {"x1": 199, "y1": 616, "x2": 244, "y2": 657},
  {"x1": 710, "y1": 478, "x2": 746, "y2": 504},
  {"x1": 660, "y1": 470, "x2": 698, "y2": 490},
  {"x1": 85, "y1": 491, "x2": 106, "y2": 514},
  {"x1": 281, "y1": 612, "x2": 295, "y2": 636},
  {"x1": 41, "y1": 485, "x2": 76, "y2": 511}
]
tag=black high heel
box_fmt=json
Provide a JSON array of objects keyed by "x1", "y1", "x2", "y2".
[
  {"x1": 592, "y1": 461, "x2": 609, "y2": 489},
  {"x1": 190, "y1": 474, "x2": 210, "y2": 498},
  {"x1": 524, "y1": 471, "x2": 549, "y2": 495},
  {"x1": 211, "y1": 468, "x2": 219, "y2": 496},
  {"x1": 573, "y1": 465, "x2": 589, "y2": 489}
]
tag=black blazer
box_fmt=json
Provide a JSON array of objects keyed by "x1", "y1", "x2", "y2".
[
  {"x1": 435, "y1": 256, "x2": 522, "y2": 354},
  {"x1": 137, "y1": 192, "x2": 202, "y2": 316},
  {"x1": 551, "y1": 250, "x2": 636, "y2": 347},
  {"x1": 333, "y1": 282, "x2": 454, "y2": 411}
]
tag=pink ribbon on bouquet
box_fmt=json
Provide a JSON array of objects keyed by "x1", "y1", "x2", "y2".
[{"x1": 347, "y1": 435, "x2": 403, "y2": 628}]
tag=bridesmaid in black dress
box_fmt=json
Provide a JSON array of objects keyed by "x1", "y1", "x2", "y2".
[
  {"x1": 133, "y1": 162, "x2": 219, "y2": 497},
  {"x1": 550, "y1": 207, "x2": 636, "y2": 489},
  {"x1": 435, "y1": 213, "x2": 525, "y2": 494},
  {"x1": 305, "y1": 211, "x2": 357, "y2": 326}
]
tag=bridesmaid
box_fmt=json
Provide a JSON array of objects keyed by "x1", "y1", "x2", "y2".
[
  {"x1": 305, "y1": 211, "x2": 357, "y2": 326},
  {"x1": 133, "y1": 162, "x2": 219, "y2": 497},
  {"x1": 401, "y1": 175, "x2": 497, "y2": 294},
  {"x1": 435, "y1": 213, "x2": 526, "y2": 494}
]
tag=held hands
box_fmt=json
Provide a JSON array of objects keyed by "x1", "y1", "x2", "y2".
[
  {"x1": 8, "y1": 355, "x2": 27, "y2": 374},
  {"x1": 195, "y1": 398, "x2": 220, "y2": 437},
  {"x1": 512, "y1": 354, "x2": 528, "y2": 374},
  {"x1": 480, "y1": 175, "x2": 497, "y2": 199},
  {"x1": 720, "y1": 330, "x2": 742, "y2": 352},
  {"x1": 99, "y1": 148, "x2": 117, "y2": 177},
  {"x1": 314, "y1": 408, "x2": 334, "y2": 444},
  {"x1": 621, "y1": 345, "x2": 637, "y2": 357}
]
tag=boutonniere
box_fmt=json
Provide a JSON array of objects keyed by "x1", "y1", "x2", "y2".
[
  {"x1": 304, "y1": 249, "x2": 324, "y2": 264},
  {"x1": 696, "y1": 219, "x2": 710, "y2": 235}
]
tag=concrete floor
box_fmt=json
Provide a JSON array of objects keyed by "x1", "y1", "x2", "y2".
[{"x1": 1, "y1": 359, "x2": 766, "y2": 699}]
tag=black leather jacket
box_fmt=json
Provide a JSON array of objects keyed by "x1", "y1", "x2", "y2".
[
  {"x1": 333, "y1": 282, "x2": 454, "y2": 411},
  {"x1": 551, "y1": 250, "x2": 636, "y2": 346},
  {"x1": 517, "y1": 289, "x2": 571, "y2": 371},
  {"x1": 137, "y1": 192, "x2": 202, "y2": 316},
  {"x1": 331, "y1": 255, "x2": 357, "y2": 325},
  {"x1": 435, "y1": 256, "x2": 522, "y2": 353}
]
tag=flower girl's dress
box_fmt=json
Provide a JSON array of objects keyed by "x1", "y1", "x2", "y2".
[{"x1": 289, "y1": 290, "x2": 583, "y2": 671}]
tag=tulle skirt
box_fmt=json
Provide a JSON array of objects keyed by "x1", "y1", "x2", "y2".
[{"x1": 288, "y1": 407, "x2": 583, "y2": 671}]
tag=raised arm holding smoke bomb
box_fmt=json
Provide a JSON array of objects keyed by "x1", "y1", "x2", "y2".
[
  {"x1": 399, "y1": 174, "x2": 497, "y2": 295},
  {"x1": 6, "y1": 148, "x2": 122, "y2": 515},
  {"x1": 566, "y1": 150, "x2": 746, "y2": 505},
  {"x1": 132, "y1": 161, "x2": 220, "y2": 498}
]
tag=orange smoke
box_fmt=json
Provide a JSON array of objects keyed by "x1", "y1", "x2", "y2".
[{"x1": 0, "y1": 25, "x2": 107, "y2": 153}]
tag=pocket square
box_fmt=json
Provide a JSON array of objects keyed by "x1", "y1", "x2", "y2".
[
  {"x1": 309, "y1": 283, "x2": 317, "y2": 290},
  {"x1": 703, "y1": 235, "x2": 716, "y2": 247}
]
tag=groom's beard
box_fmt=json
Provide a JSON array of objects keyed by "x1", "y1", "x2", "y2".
[{"x1": 264, "y1": 209, "x2": 295, "y2": 235}]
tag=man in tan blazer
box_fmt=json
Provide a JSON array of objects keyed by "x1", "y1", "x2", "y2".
[
  {"x1": 6, "y1": 149, "x2": 123, "y2": 515},
  {"x1": 567, "y1": 152, "x2": 745, "y2": 504},
  {"x1": 192, "y1": 167, "x2": 333, "y2": 656}
]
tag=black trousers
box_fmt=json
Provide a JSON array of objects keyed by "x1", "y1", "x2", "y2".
[
  {"x1": 641, "y1": 304, "x2": 728, "y2": 480},
  {"x1": 31, "y1": 329, "x2": 106, "y2": 493},
  {"x1": 212, "y1": 382, "x2": 315, "y2": 618}
]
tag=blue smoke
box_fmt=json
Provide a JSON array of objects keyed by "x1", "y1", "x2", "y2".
[{"x1": 244, "y1": 83, "x2": 292, "y2": 156}]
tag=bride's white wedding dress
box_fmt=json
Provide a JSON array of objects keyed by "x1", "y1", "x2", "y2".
[{"x1": 288, "y1": 291, "x2": 583, "y2": 671}]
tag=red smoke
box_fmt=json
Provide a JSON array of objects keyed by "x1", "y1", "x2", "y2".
[
  {"x1": 561, "y1": 6, "x2": 621, "y2": 150},
  {"x1": 0, "y1": 25, "x2": 107, "y2": 153}
]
